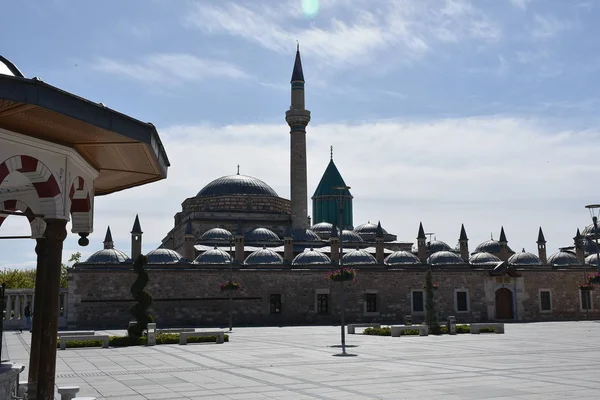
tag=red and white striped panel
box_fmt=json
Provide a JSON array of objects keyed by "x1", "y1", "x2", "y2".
[
  {"x1": 68, "y1": 176, "x2": 93, "y2": 233},
  {"x1": 0, "y1": 199, "x2": 35, "y2": 227},
  {"x1": 0, "y1": 155, "x2": 63, "y2": 219}
]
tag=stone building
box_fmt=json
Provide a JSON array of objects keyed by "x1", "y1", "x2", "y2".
[{"x1": 67, "y1": 47, "x2": 600, "y2": 329}]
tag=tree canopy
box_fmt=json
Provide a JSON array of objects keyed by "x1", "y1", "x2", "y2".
[{"x1": 1, "y1": 251, "x2": 81, "y2": 288}]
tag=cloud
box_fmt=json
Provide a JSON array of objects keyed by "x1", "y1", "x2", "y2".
[
  {"x1": 183, "y1": 0, "x2": 501, "y2": 71},
  {"x1": 92, "y1": 53, "x2": 248, "y2": 85},
  {"x1": 509, "y1": 0, "x2": 530, "y2": 10},
  {"x1": 0, "y1": 115, "x2": 581, "y2": 271},
  {"x1": 531, "y1": 14, "x2": 572, "y2": 40}
]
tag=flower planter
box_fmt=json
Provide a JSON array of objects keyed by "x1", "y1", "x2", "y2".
[
  {"x1": 327, "y1": 267, "x2": 357, "y2": 282},
  {"x1": 220, "y1": 281, "x2": 242, "y2": 292}
]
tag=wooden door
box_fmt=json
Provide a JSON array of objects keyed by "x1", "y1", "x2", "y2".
[{"x1": 495, "y1": 288, "x2": 514, "y2": 320}]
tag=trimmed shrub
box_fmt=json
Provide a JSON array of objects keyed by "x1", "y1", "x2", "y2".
[
  {"x1": 57, "y1": 332, "x2": 230, "y2": 349},
  {"x1": 478, "y1": 326, "x2": 496, "y2": 333},
  {"x1": 56, "y1": 339, "x2": 104, "y2": 349},
  {"x1": 128, "y1": 255, "x2": 153, "y2": 338},
  {"x1": 363, "y1": 327, "x2": 391, "y2": 336}
]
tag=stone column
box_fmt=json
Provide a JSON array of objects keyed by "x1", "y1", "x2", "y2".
[
  {"x1": 375, "y1": 238, "x2": 385, "y2": 264},
  {"x1": 35, "y1": 219, "x2": 67, "y2": 400},
  {"x1": 235, "y1": 235, "x2": 245, "y2": 264},
  {"x1": 283, "y1": 235, "x2": 294, "y2": 264},
  {"x1": 27, "y1": 237, "x2": 46, "y2": 399},
  {"x1": 330, "y1": 237, "x2": 340, "y2": 265}
]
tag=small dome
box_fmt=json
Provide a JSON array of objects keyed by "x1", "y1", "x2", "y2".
[
  {"x1": 427, "y1": 251, "x2": 465, "y2": 266},
  {"x1": 508, "y1": 249, "x2": 541, "y2": 266},
  {"x1": 547, "y1": 251, "x2": 579, "y2": 266},
  {"x1": 585, "y1": 254, "x2": 600, "y2": 266},
  {"x1": 292, "y1": 249, "x2": 331, "y2": 265},
  {"x1": 146, "y1": 248, "x2": 183, "y2": 264},
  {"x1": 582, "y1": 223, "x2": 600, "y2": 238},
  {"x1": 584, "y1": 238, "x2": 599, "y2": 254},
  {"x1": 469, "y1": 252, "x2": 501, "y2": 266},
  {"x1": 199, "y1": 228, "x2": 233, "y2": 242},
  {"x1": 341, "y1": 230, "x2": 364, "y2": 243},
  {"x1": 197, "y1": 174, "x2": 278, "y2": 197},
  {"x1": 354, "y1": 222, "x2": 388, "y2": 235},
  {"x1": 474, "y1": 240, "x2": 513, "y2": 254},
  {"x1": 292, "y1": 229, "x2": 322, "y2": 242},
  {"x1": 342, "y1": 248, "x2": 377, "y2": 265},
  {"x1": 244, "y1": 247, "x2": 284, "y2": 265},
  {"x1": 245, "y1": 228, "x2": 280, "y2": 243},
  {"x1": 311, "y1": 222, "x2": 334, "y2": 234},
  {"x1": 84, "y1": 249, "x2": 131, "y2": 264},
  {"x1": 0, "y1": 56, "x2": 24, "y2": 78},
  {"x1": 194, "y1": 246, "x2": 232, "y2": 264},
  {"x1": 384, "y1": 251, "x2": 421, "y2": 266},
  {"x1": 428, "y1": 240, "x2": 452, "y2": 254}
]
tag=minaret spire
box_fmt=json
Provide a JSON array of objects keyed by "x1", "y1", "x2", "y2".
[
  {"x1": 330, "y1": 145, "x2": 333, "y2": 160},
  {"x1": 286, "y1": 44, "x2": 311, "y2": 230}
]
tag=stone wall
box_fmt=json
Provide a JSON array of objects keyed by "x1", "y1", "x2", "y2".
[{"x1": 67, "y1": 265, "x2": 599, "y2": 329}]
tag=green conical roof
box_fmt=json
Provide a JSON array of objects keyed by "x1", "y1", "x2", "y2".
[{"x1": 312, "y1": 160, "x2": 352, "y2": 198}]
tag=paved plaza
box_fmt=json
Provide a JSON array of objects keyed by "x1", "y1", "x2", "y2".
[{"x1": 4, "y1": 321, "x2": 600, "y2": 399}]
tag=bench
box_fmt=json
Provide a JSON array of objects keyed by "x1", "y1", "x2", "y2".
[
  {"x1": 470, "y1": 323, "x2": 505, "y2": 334},
  {"x1": 58, "y1": 331, "x2": 95, "y2": 337},
  {"x1": 157, "y1": 328, "x2": 195, "y2": 334},
  {"x1": 347, "y1": 323, "x2": 381, "y2": 334},
  {"x1": 391, "y1": 324, "x2": 429, "y2": 337},
  {"x1": 179, "y1": 331, "x2": 225, "y2": 345},
  {"x1": 59, "y1": 335, "x2": 109, "y2": 350}
]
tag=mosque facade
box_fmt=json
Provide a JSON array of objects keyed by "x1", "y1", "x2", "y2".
[{"x1": 67, "y1": 48, "x2": 600, "y2": 329}]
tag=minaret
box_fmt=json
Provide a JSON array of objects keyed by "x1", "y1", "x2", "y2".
[
  {"x1": 375, "y1": 221, "x2": 385, "y2": 264},
  {"x1": 537, "y1": 227, "x2": 547, "y2": 265},
  {"x1": 286, "y1": 43, "x2": 311, "y2": 230},
  {"x1": 131, "y1": 214, "x2": 143, "y2": 260},
  {"x1": 417, "y1": 222, "x2": 427, "y2": 263},
  {"x1": 498, "y1": 226, "x2": 508, "y2": 261},
  {"x1": 183, "y1": 220, "x2": 196, "y2": 261},
  {"x1": 459, "y1": 224, "x2": 469, "y2": 262},
  {"x1": 103, "y1": 226, "x2": 114, "y2": 249},
  {"x1": 574, "y1": 228, "x2": 584, "y2": 264},
  {"x1": 329, "y1": 223, "x2": 340, "y2": 265}
]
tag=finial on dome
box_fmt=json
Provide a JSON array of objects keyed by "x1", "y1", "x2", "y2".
[
  {"x1": 297, "y1": 40, "x2": 299, "y2": 51},
  {"x1": 237, "y1": 164, "x2": 240, "y2": 175},
  {"x1": 330, "y1": 145, "x2": 333, "y2": 160}
]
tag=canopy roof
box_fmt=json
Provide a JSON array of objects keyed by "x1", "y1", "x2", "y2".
[{"x1": 0, "y1": 61, "x2": 170, "y2": 195}]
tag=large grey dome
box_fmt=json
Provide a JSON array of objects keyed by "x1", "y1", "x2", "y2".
[
  {"x1": 385, "y1": 251, "x2": 421, "y2": 266},
  {"x1": 508, "y1": 249, "x2": 541, "y2": 266},
  {"x1": 84, "y1": 249, "x2": 131, "y2": 264},
  {"x1": 469, "y1": 252, "x2": 501, "y2": 266},
  {"x1": 427, "y1": 251, "x2": 465, "y2": 266},
  {"x1": 341, "y1": 230, "x2": 364, "y2": 243},
  {"x1": 244, "y1": 247, "x2": 284, "y2": 265},
  {"x1": 197, "y1": 174, "x2": 278, "y2": 197},
  {"x1": 342, "y1": 249, "x2": 377, "y2": 265},
  {"x1": 292, "y1": 229, "x2": 322, "y2": 242},
  {"x1": 547, "y1": 251, "x2": 579, "y2": 267},
  {"x1": 146, "y1": 248, "x2": 184, "y2": 264},
  {"x1": 245, "y1": 228, "x2": 281, "y2": 243},
  {"x1": 428, "y1": 240, "x2": 452, "y2": 254},
  {"x1": 194, "y1": 246, "x2": 232, "y2": 264},
  {"x1": 199, "y1": 228, "x2": 233, "y2": 242},
  {"x1": 292, "y1": 249, "x2": 331, "y2": 265}
]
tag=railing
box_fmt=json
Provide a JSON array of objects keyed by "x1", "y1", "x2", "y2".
[{"x1": 2, "y1": 288, "x2": 68, "y2": 330}]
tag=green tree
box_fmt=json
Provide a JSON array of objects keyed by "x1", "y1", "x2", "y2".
[
  {"x1": 0, "y1": 252, "x2": 81, "y2": 289},
  {"x1": 127, "y1": 255, "x2": 153, "y2": 338},
  {"x1": 60, "y1": 252, "x2": 81, "y2": 288},
  {"x1": 424, "y1": 269, "x2": 440, "y2": 334}
]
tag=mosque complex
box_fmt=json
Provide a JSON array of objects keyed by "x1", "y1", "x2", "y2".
[{"x1": 66, "y1": 47, "x2": 600, "y2": 327}]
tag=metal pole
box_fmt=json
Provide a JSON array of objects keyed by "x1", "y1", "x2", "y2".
[
  {"x1": 338, "y1": 194, "x2": 346, "y2": 354},
  {"x1": 229, "y1": 239, "x2": 233, "y2": 331},
  {"x1": 340, "y1": 280, "x2": 346, "y2": 354}
]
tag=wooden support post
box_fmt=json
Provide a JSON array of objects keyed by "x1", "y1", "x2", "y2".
[
  {"x1": 27, "y1": 238, "x2": 46, "y2": 400},
  {"x1": 35, "y1": 219, "x2": 67, "y2": 400}
]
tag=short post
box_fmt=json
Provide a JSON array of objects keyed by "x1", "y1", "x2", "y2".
[
  {"x1": 58, "y1": 385, "x2": 80, "y2": 400},
  {"x1": 146, "y1": 323, "x2": 156, "y2": 346},
  {"x1": 447, "y1": 316, "x2": 456, "y2": 335}
]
